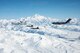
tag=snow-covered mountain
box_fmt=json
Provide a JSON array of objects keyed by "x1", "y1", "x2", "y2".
[{"x1": 0, "y1": 15, "x2": 80, "y2": 53}]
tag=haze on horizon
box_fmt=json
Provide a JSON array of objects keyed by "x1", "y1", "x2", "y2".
[{"x1": 0, "y1": 0, "x2": 80, "y2": 19}]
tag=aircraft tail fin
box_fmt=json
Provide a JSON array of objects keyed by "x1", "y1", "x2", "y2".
[{"x1": 65, "y1": 18, "x2": 72, "y2": 23}]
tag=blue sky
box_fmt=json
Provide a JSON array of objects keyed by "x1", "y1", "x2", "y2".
[{"x1": 0, "y1": 0, "x2": 80, "y2": 19}]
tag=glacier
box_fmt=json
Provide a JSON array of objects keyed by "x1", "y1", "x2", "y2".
[{"x1": 0, "y1": 14, "x2": 80, "y2": 53}]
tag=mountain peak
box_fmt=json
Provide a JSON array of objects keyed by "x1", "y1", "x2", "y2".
[
  {"x1": 31, "y1": 14, "x2": 47, "y2": 21},
  {"x1": 34, "y1": 14, "x2": 41, "y2": 17}
]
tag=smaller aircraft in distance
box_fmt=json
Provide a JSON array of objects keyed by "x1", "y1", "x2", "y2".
[
  {"x1": 31, "y1": 27, "x2": 39, "y2": 29},
  {"x1": 27, "y1": 25, "x2": 33, "y2": 27}
]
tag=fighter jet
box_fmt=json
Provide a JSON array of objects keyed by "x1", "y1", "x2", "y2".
[{"x1": 31, "y1": 27, "x2": 39, "y2": 29}]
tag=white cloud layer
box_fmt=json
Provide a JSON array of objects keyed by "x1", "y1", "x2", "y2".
[{"x1": 0, "y1": 15, "x2": 80, "y2": 53}]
